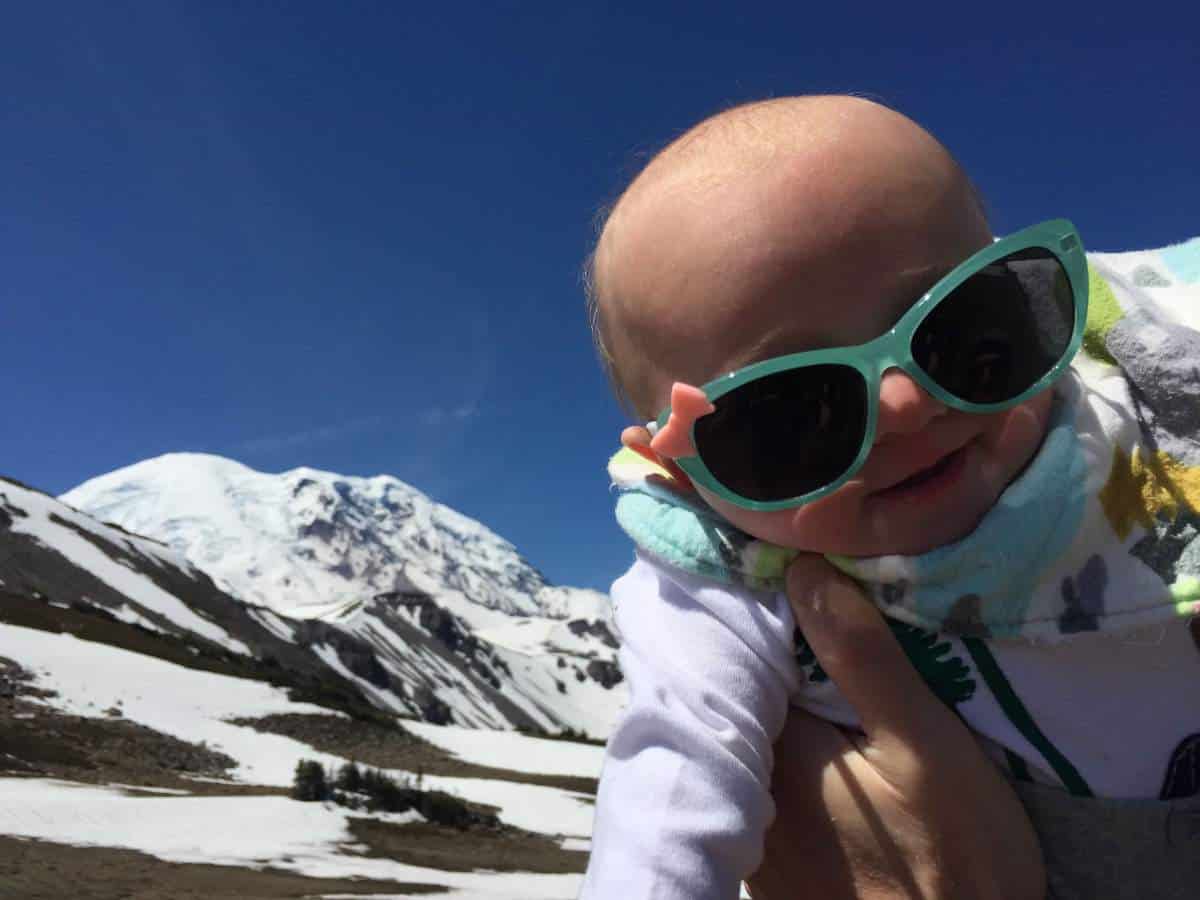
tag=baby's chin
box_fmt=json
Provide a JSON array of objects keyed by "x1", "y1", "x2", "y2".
[
  {"x1": 844, "y1": 498, "x2": 994, "y2": 558},
  {"x1": 719, "y1": 503, "x2": 993, "y2": 559},
  {"x1": 730, "y1": 504, "x2": 993, "y2": 559}
]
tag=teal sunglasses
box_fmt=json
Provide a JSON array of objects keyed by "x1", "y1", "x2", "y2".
[{"x1": 654, "y1": 219, "x2": 1090, "y2": 511}]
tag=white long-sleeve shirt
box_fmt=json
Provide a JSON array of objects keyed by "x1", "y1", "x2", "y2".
[
  {"x1": 581, "y1": 553, "x2": 799, "y2": 900},
  {"x1": 580, "y1": 553, "x2": 1200, "y2": 900}
]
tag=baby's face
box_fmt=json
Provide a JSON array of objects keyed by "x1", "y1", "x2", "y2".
[{"x1": 599, "y1": 101, "x2": 1056, "y2": 556}]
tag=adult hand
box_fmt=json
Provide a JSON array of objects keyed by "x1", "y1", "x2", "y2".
[{"x1": 746, "y1": 556, "x2": 1044, "y2": 900}]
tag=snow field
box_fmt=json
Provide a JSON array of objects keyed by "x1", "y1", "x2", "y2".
[
  {"x1": 0, "y1": 779, "x2": 583, "y2": 899},
  {"x1": 0, "y1": 624, "x2": 602, "y2": 894},
  {"x1": 402, "y1": 721, "x2": 605, "y2": 779}
]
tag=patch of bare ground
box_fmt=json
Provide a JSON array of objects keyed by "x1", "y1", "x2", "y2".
[
  {"x1": 347, "y1": 817, "x2": 588, "y2": 874},
  {"x1": 0, "y1": 690, "x2": 278, "y2": 796},
  {"x1": 0, "y1": 594, "x2": 384, "y2": 725},
  {"x1": 0, "y1": 696, "x2": 586, "y2": 887},
  {"x1": 232, "y1": 713, "x2": 599, "y2": 796},
  {"x1": 0, "y1": 663, "x2": 295, "y2": 798},
  {"x1": 0, "y1": 836, "x2": 444, "y2": 899}
]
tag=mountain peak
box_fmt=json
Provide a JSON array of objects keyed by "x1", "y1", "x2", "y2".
[{"x1": 61, "y1": 453, "x2": 592, "y2": 622}]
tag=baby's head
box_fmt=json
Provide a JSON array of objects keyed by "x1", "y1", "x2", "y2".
[{"x1": 589, "y1": 96, "x2": 1057, "y2": 557}]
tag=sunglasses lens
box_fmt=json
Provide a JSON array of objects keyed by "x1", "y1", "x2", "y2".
[
  {"x1": 911, "y1": 248, "x2": 1075, "y2": 405},
  {"x1": 694, "y1": 364, "x2": 868, "y2": 503}
]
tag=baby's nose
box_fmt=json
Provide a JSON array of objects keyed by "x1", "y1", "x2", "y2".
[{"x1": 873, "y1": 368, "x2": 948, "y2": 442}]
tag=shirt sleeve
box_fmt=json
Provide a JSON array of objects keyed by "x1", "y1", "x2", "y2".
[{"x1": 579, "y1": 553, "x2": 801, "y2": 900}]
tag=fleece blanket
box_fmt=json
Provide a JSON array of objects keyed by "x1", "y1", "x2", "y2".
[{"x1": 609, "y1": 240, "x2": 1200, "y2": 643}]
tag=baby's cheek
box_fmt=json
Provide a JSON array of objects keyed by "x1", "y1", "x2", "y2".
[
  {"x1": 694, "y1": 488, "x2": 787, "y2": 545},
  {"x1": 982, "y1": 391, "x2": 1056, "y2": 483},
  {"x1": 772, "y1": 495, "x2": 866, "y2": 551}
]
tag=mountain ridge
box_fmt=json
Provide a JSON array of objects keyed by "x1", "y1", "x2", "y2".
[
  {"x1": 3, "y1": 455, "x2": 623, "y2": 736},
  {"x1": 62, "y1": 452, "x2": 605, "y2": 625}
]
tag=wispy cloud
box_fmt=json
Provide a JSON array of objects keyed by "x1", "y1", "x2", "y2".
[
  {"x1": 419, "y1": 403, "x2": 479, "y2": 427},
  {"x1": 236, "y1": 414, "x2": 388, "y2": 454}
]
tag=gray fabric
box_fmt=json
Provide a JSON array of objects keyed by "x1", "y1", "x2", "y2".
[{"x1": 1011, "y1": 780, "x2": 1200, "y2": 899}]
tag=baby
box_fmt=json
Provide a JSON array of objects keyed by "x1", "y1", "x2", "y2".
[{"x1": 580, "y1": 96, "x2": 1200, "y2": 899}]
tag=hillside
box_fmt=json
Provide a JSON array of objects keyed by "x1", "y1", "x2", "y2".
[{"x1": 1, "y1": 465, "x2": 616, "y2": 897}]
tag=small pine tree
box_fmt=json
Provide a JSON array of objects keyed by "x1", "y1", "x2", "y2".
[
  {"x1": 337, "y1": 761, "x2": 363, "y2": 793},
  {"x1": 291, "y1": 759, "x2": 329, "y2": 802}
]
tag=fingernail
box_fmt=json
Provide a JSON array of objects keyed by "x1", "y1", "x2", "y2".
[
  {"x1": 786, "y1": 556, "x2": 829, "y2": 618},
  {"x1": 787, "y1": 556, "x2": 876, "y2": 636}
]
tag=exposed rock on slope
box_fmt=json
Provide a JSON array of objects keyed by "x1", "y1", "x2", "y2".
[{"x1": 4, "y1": 460, "x2": 624, "y2": 736}]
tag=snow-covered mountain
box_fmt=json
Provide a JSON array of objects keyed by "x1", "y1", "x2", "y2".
[
  {"x1": 2, "y1": 451, "x2": 628, "y2": 739},
  {"x1": 1, "y1": 459, "x2": 618, "y2": 891},
  {"x1": 63, "y1": 453, "x2": 603, "y2": 624}
]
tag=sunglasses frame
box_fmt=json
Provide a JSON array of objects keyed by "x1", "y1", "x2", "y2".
[{"x1": 657, "y1": 218, "x2": 1090, "y2": 511}]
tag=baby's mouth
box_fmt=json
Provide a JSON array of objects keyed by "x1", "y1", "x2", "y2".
[{"x1": 873, "y1": 444, "x2": 970, "y2": 498}]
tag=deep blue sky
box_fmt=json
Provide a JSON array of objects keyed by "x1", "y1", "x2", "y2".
[{"x1": 3, "y1": 3, "x2": 1197, "y2": 592}]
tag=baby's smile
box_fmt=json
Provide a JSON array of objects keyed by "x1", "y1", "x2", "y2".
[{"x1": 868, "y1": 437, "x2": 973, "y2": 497}]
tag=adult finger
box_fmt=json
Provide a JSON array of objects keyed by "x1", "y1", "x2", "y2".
[
  {"x1": 620, "y1": 424, "x2": 653, "y2": 448},
  {"x1": 786, "y1": 555, "x2": 962, "y2": 752}
]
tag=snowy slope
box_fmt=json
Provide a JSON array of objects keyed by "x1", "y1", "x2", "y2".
[
  {"x1": 62, "y1": 453, "x2": 606, "y2": 625},
  {"x1": 58, "y1": 454, "x2": 627, "y2": 737},
  {"x1": 0, "y1": 624, "x2": 599, "y2": 898},
  {"x1": 1, "y1": 477, "x2": 250, "y2": 656},
  {"x1": 1, "y1": 466, "x2": 624, "y2": 893},
  {"x1": 3, "y1": 471, "x2": 626, "y2": 735}
]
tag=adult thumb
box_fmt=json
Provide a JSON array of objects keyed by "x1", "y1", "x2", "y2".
[{"x1": 787, "y1": 555, "x2": 956, "y2": 749}]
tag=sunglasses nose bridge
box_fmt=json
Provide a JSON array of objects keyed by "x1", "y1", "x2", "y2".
[{"x1": 863, "y1": 331, "x2": 914, "y2": 391}]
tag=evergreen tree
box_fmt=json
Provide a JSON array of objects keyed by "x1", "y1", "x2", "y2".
[
  {"x1": 337, "y1": 761, "x2": 362, "y2": 793},
  {"x1": 291, "y1": 759, "x2": 329, "y2": 802}
]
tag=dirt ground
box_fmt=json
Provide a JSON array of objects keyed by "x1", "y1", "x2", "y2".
[
  {"x1": 1, "y1": 687, "x2": 589, "y2": 897},
  {"x1": 1, "y1": 687, "x2": 265, "y2": 797},
  {"x1": 0, "y1": 836, "x2": 443, "y2": 900},
  {"x1": 347, "y1": 818, "x2": 587, "y2": 875}
]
